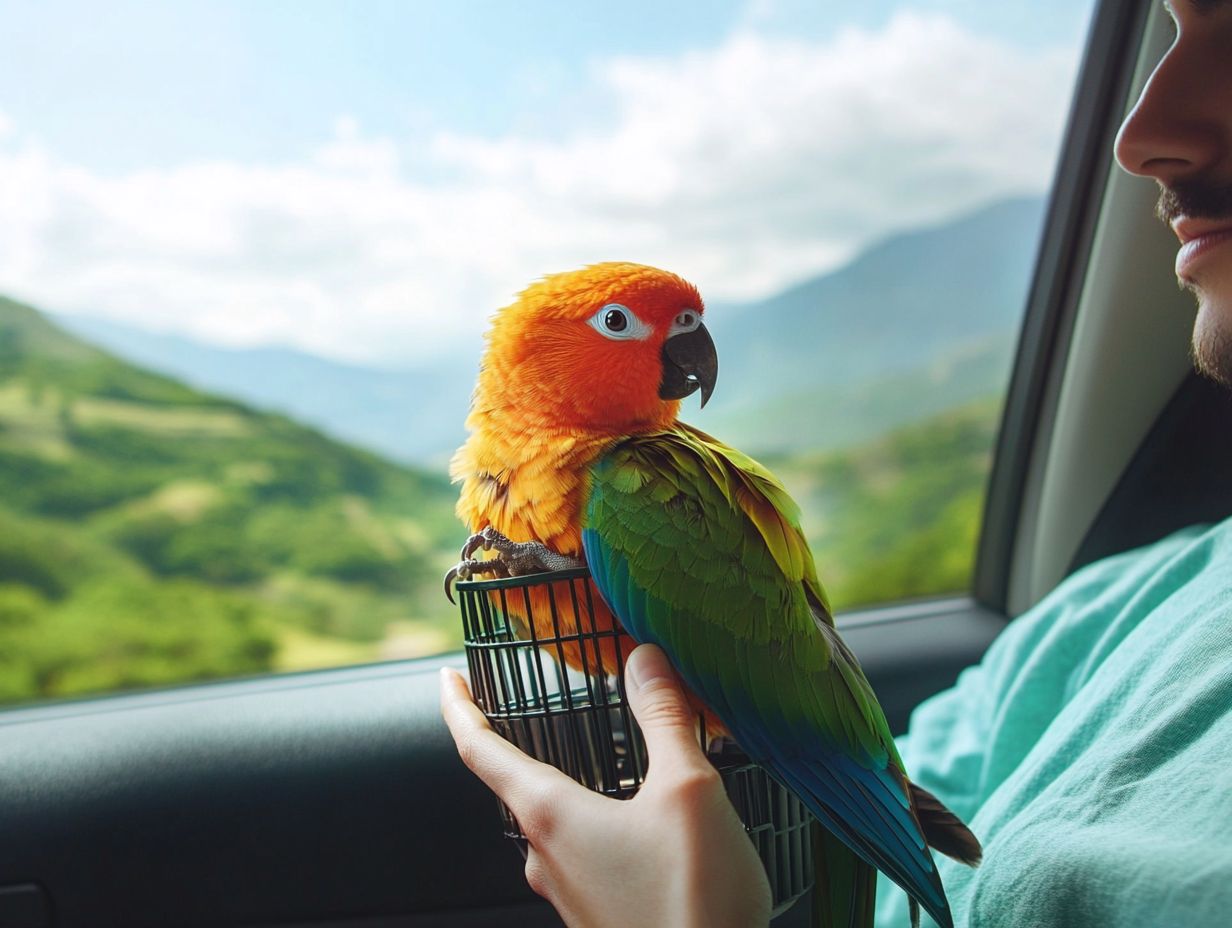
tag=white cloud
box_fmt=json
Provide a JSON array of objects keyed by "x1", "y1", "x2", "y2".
[{"x1": 0, "y1": 12, "x2": 1079, "y2": 364}]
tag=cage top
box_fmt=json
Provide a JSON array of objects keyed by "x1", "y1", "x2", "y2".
[{"x1": 454, "y1": 566, "x2": 592, "y2": 593}]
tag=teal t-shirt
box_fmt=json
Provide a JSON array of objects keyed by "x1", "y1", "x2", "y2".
[{"x1": 874, "y1": 520, "x2": 1232, "y2": 927}]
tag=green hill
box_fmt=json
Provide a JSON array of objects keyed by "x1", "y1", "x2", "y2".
[{"x1": 0, "y1": 295, "x2": 461, "y2": 704}]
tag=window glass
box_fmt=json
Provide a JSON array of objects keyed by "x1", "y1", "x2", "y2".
[{"x1": 0, "y1": 0, "x2": 1096, "y2": 705}]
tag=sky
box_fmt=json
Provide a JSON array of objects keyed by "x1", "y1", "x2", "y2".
[{"x1": 0, "y1": 0, "x2": 1094, "y2": 364}]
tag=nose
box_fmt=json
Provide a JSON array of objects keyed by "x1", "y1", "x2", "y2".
[{"x1": 1114, "y1": 29, "x2": 1228, "y2": 184}]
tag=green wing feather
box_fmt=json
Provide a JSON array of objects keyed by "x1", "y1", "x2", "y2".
[
  {"x1": 583, "y1": 424, "x2": 953, "y2": 927},
  {"x1": 587, "y1": 423, "x2": 894, "y2": 764}
]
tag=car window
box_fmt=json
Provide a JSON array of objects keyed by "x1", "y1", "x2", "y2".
[{"x1": 0, "y1": 0, "x2": 1096, "y2": 706}]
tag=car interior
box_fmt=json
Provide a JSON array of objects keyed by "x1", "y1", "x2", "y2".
[{"x1": 3, "y1": 0, "x2": 1223, "y2": 925}]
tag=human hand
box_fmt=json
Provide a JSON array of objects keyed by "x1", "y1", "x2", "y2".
[{"x1": 439, "y1": 643, "x2": 771, "y2": 928}]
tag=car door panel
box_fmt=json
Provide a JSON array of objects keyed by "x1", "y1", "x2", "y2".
[{"x1": 0, "y1": 598, "x2": 1000, "y2": 926}]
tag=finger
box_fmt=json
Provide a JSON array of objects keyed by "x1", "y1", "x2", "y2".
[
  {"x1": 623, "y1": 645, "x2": 710, "y2": 778},
  {"x1": 439, "y1": 667, "x2": 577, "y2": 809}
]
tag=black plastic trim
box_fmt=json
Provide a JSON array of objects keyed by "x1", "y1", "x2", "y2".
[
  {"x1": 1068, "y1": 372, "x2": 1232, "y2": 573},
  {"x1": 837, "y1": 600, "x2": 1004, "y2": 734}
]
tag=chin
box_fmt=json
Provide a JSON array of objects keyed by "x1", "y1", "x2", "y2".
[{"x1": 1191, "y1": 291, "x2": 1232, "y2": 387}]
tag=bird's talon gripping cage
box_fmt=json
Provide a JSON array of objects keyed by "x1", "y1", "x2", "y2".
[{"x1": 454, "y1": 566, "x2": 814, "y2": 915}]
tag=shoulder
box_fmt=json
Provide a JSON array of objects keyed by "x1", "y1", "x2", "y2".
[
  {"x1": 595, "y1": 422, "x2": 721, "y2": 469},
  {"x1": 893, "y1": 520, "x2": 1232, "y2": 927},
  {"x1": 594, "y1": 424, "x2": 798, "y2": 509},
  {"x1": 587, "y1": 421, "x2": 826, "y2": 608},
  {"x1": 898, "y1": 517, "x2": 1232, "y2": 830},
  {"x1": 980, "y1": 518, "x2": 1230, "y2": 687}
]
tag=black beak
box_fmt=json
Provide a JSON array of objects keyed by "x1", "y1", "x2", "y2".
[{"x1": 659, "y1": 321, "x2": 718, "y2": 409}]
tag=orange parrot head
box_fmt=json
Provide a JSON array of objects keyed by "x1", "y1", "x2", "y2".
[{"x1": 479, "y1": 262, "x2": 718, "y2": 433}]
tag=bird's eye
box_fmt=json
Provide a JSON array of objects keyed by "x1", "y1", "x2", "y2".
[{"x1": 588, "y1": 303, "x2": 652, "y2": 341}]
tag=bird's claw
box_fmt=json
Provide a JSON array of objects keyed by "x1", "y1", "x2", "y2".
[
  {"x1": 442, "y1": 527, "x2": 586, "y2": 604},
  {"x1": 443, "y1": 553, "x2": 510, "y2": 604},
  {"x1": 459, "y1": 526, "x2": 516, "y2": 561},
  {"x1": 443, "y1": 562, "x2": 465, "y2": 605},
  {"x1": 444, "y1": 527, "x2": 523, "y2": 602}
]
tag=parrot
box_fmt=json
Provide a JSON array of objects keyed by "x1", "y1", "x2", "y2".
[{"x1": 447, "y1": 262, "x2": 981, "y2": 927}]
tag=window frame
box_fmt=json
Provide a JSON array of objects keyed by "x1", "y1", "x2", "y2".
[{"x1": 974, "y1": 0, "x2": 1153, "y2": 615}]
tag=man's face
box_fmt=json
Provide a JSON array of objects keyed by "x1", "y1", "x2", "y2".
[{"x1": 1115, "y1": 1, "x2": 1232, "y2": 384}]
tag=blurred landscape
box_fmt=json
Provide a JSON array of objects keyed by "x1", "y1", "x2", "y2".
[
  {"x1": 0, "y1": 297, "x2": 460, "y2": 703},
  {"x1": 0, "y1": 196, "x2": 1039, "y2": 705}
]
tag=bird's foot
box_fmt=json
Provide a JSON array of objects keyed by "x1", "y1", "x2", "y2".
[
  {"x1": 443, "y1": 527, "x2": 584, "y2": 603},
  {"x1": 460, "y1": 527, "x2": 586, "y2": 574}
]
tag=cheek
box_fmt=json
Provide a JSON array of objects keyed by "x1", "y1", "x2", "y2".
[{"x1": 574, "y1": 339, "x2": 663, "y2": 421}]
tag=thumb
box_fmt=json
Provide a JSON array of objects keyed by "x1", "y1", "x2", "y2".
[{"x1": 624, "y1": 644, "x2": 709, "y2": 778}]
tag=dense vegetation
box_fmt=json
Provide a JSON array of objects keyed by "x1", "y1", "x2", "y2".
[
  {"x1": 0, "y1": 294, "x2": 1001, "y2": 706},
  {"x1": 767, "y1": 398, "x2": 998, "y2": 609},
  {"x1": 0, "y1": 296, "x2": 460, "y2": 704}
]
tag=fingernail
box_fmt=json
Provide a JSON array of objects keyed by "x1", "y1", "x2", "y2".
[{"x1": 626, "y1": 645, "x2": 669, "y2": 693}]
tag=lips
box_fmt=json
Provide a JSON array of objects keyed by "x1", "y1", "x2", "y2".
[{"x1": 1172, "y1": 216, "x2": 1232, "y2": 281}]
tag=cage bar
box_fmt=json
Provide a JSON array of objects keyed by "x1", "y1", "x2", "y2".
[{"x1": 455, "y1": 567, "x2": 814, "y2": 914}]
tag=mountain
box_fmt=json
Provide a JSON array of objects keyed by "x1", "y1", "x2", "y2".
[
  {"x1": 0, "y1": 295, "x2": 460, "y2": 705},
  {"x1": 701, "y1": 195, "x2": 1043, "y2": 451},
  {"x1": 53, "y1": 317, "x2": 477, "y2": 468},
  {"x1": 707, "y1": 333, "x2": 1016, "y2": 454},
  {"x1": 55, "y1": 195, "x2": 1045, "y2": 462},
  {"x1": 706, "y1": 195, "x2": 1043, "y2": 393}
]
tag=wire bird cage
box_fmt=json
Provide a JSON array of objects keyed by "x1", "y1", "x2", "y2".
[{"x1": 455, "y1": 566, "x2": 814, "y2": 915}]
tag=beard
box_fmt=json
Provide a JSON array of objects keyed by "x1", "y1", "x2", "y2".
[{"x1": 1191, "y1": 294, "x2": 1232, "y2": 387}]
